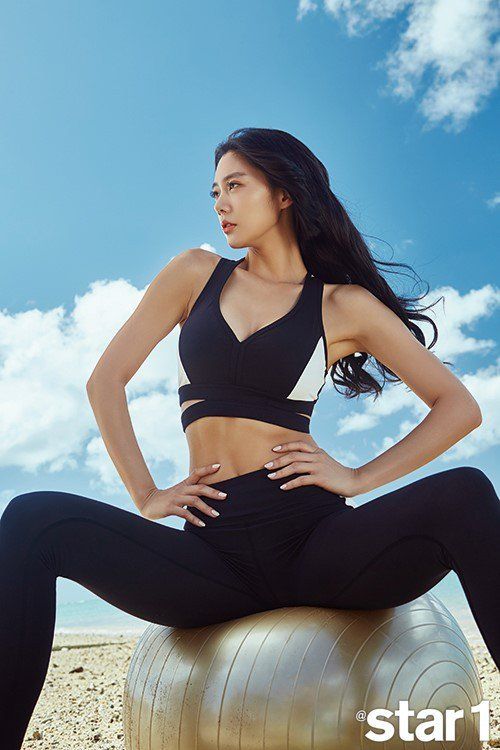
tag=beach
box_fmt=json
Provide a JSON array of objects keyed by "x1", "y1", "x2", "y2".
[{"x1": 21, "y1": 631, "x2": 499, "y2": 749}]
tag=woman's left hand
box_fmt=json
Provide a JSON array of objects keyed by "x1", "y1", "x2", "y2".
[{"x1": 263, "y1": 438, "x2": 361, "y2": 498}]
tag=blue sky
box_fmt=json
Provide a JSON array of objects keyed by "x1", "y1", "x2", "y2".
[{"x1": 1, "y1": 1, "x2": 499, "y2": 641}]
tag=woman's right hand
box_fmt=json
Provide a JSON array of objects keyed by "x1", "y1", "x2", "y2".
[{"x1": 140, "y1": 464, "x2": 228, "y2": 526}]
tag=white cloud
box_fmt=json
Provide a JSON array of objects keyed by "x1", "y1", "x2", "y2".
[
  {"x1": 322, "y1": 0, "x2": 411, "y2": 34},
  {"x1": 430, "y1": 284, "x2": 500, "y2": 359},
  {"x1": 299, "y1": 0, "x2": 500, "y2": 131},
  {"x1": 486, "y1": 191, "x2": 500, "y2": 208},
  {"x1": 338, "y1": 411, "x2": 380, "y2": 433},
  {"x1": 0, "y1": 274, "x2": 188, "y2": 495},
  {"x1": 337, "y1": 382, "x2": 416, "y2": 434},
  {"x1": 372, "y1": 358, "x2": 500, "y2": 461},
  {"x1": 335, "y1": 283, "x2": 500, "y2": 460},
  {"x1": 297, "y1": 0, "x2": 319, "y2": 21}
]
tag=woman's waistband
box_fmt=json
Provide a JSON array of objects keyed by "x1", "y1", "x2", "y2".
[{"x1": 183, "y1": 466, "x2": 350, "y2": 531}]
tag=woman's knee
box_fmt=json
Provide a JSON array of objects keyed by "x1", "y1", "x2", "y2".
[
  {"x1": 451, "y1": 466, "x2": 496, "y2": 500},
  {"x1": 1, "y1": 493, "x2": 39, "y2": 530},
  {"x1": 0, "y1": 491, "x2": 75, "y2": 538},
  {"x1": 435, "y1": 466, "x2": 498, "y2": 516}
]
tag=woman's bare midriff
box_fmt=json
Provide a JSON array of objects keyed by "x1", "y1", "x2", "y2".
[{"x1": 181, "y1": 398, "x2": 315, "y2": 484}]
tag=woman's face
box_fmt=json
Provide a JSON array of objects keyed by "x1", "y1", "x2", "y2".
[{"x1": 211, "y1": 151, "x2": 290, "y2": 249}]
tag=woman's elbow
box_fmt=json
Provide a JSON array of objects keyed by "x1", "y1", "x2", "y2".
[
  {"x1": 463, "y1": 395, "x2": 482, "y2": 430},
  {"x1": 86, "y1": 375, "x2": 104, "y2": 395},
  {"x1": 86, "y1": 373, "x2": 122, "y2": 396},
  {"x1": 471, "y1": 403, "x2": 482, "y2": 428}
]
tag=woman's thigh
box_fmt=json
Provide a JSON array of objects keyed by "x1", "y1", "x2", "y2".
[
  {"x1": 0, "y1": 490, "x2": 267, "y2": 629},
  {"x1": 291, "y1": 466, "x2": 489, "y2": 609}
]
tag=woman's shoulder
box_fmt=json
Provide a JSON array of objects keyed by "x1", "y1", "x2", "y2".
[
  {"x1": 171, "y1": 249, "x2": 225, "y2": 323},
  {"x1": 172, "y1": 247, "x2": 224, "y2": 273},
  {"x1": 166, "y1": 248, "x2": 225, "y2": 289}
]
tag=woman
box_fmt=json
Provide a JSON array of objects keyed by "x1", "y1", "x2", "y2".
[{"x1": 1, "y1": 127, "x2": 499, "y2": 748}]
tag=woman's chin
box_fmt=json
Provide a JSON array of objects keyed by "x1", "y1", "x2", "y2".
[{"x1": 226, "y1": 237, "x2": 245, "y2": 249}]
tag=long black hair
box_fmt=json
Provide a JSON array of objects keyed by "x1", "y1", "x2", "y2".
[{"x1": 214, "y1": 127, "x2": 444, "y2": 400}]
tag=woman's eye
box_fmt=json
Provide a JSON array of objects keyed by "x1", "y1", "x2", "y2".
[{"x1": 210, "y1": 182, "x2": 239, "y2": 199}]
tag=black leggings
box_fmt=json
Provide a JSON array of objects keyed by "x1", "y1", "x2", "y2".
[{"x1": 1, "y1": 465, "x2": 499, "y2": 749}]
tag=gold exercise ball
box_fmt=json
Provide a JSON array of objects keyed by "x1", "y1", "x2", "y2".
[{"x1": 122, "y1": 593, "x2": 483, "y2": 749}]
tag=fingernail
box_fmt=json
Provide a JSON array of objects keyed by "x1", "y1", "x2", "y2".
[
  {"x1": 280, "y1": 483, "x2": 287, "y2": 489},
  {"x1": 272, "y1": 445, "x2": 281, "y2": 451},
  {"x1": 212, "y1": 463, "x2": 220, "y2": 468},
  {"x1": 218, "y1": 491, "x2": 227, "y2": 497},
  {"x1": 211, "y1": 510, "x2": 220, "y2": 516},
  {"x1": 264, "y1": 461, "x2": 273, "y2": 468},
  {"x1": 268, "y1": 472, "x2": 276, "y2": 478},
  {"x1": 199, "y1": 520, "x2": 206, "y2": 526}
]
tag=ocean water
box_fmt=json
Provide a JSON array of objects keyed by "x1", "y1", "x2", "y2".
[
  {"x1": 54, "y1": 573, "x2": 485, "y2": 646},
  {"x1": 55, "y1": 597, "x2": 148, "y2": 636}
]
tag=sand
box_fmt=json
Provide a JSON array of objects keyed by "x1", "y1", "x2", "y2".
[{"x1": 21, "y1": 631, "x2": 499, "y2": 749}]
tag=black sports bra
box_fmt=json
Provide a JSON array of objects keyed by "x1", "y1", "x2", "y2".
[{"x1": 177, "y1": 256, "x2": 330, "y2": 433}]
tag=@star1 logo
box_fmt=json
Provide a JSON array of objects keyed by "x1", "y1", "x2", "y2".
[{"x1": 356, "y1": 699, "x2": 490, "y2": 742}]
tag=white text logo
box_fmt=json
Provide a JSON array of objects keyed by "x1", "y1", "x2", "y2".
[{"x1": 355, "y1": 699, "x2": 490, "y2": 742}]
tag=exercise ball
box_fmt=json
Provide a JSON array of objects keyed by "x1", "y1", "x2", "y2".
[{"x1": 122, "y1": 592, "x2": 483, "y2": 749}]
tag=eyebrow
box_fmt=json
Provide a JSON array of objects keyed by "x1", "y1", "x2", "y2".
[{"x1": 211, "y1": 171, "x2": 247, "y2": 189}]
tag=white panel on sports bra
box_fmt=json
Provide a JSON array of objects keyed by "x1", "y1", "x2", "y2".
[
  {"x1": 287, "y1": 337, "x2": 326, "y2": 401},
  {"x1": 177, "y1": 348, "x2": 191, "y2": 388}
]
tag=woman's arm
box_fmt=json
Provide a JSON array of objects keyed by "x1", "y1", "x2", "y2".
[
  {"x1": 330, "y1": 284, "x2": 482, "y2": 496},
  {"x1": 86, "y1": 247, "x2": 209, "y2": 512}
]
